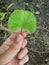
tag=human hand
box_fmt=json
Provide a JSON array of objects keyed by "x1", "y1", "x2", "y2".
[{"x1": 0, "y1": 31, "x2": 29, "y2": 65}]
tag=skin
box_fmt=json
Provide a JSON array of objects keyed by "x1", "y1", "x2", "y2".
[{"x1": 0, "y1": 31, "x2": 29, "y2": 65}]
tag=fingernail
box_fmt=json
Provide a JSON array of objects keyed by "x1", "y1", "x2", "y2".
[
  {"x1": 23, "y1": 32, "x2": 27, "y2": 37},
  {"x1": 24, "y1": 40, "x2": 27, "y2": 44},
  {"x1": 17, "y1": 35, "x2": 23, "y2": 44}
]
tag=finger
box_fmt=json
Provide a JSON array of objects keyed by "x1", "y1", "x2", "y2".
[
  {"x1": 17, "y1": 47, "x2": 28, "y2": 59},
  {"x1": 19, "y1": 55, "x2": 29, "y2": 65},
  {"x1": 22, "y1": 39, "x2": 27, "y2": 48},
  {"x1": 6, "y1": 57, "x2": 18, "y2": 65},
  {"x1": 21, "y1": 30, "x2": 27, "y2": 38},
  {"x1": 5, "y1": 62, "x2": 12, "y2": 65},
  {"x1": 0, "y1": 32, "x2": 18, "y2": 55},
  {"x1": 0, "y1": 35, "x2": 23, "y2": 65}
]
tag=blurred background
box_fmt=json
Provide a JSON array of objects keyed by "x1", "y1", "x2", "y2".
[{"x1": 0, "y1": 0, "x2": 49, "y2": 65}]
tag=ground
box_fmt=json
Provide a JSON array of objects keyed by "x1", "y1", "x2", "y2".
[{"x1": 0, "y1": 0, "x2": 49, "y2": 65}]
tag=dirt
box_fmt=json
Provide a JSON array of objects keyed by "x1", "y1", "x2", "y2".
[{"x1": 0, "y1": 0, "x2": 49, "y2": 65}]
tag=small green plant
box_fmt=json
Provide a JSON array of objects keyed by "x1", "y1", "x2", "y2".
[
  {"x1": 0, "y1": 12, "x2": 6, "y2": 20},
  {"x1": 8, "y1": 10, "x2": 37, "y2": 34},
  {"x1": 0, "y1": 3, "x2": 14, "y2": 21}
]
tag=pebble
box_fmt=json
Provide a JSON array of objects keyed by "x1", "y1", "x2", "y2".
[
  {"x1": 36, "y1": 4, "x2": 40, "y2": 8},
  {"x1": 26, "y1": 3, "x2": 28, "y2": 6},
  {"x1": 35, "y1": 11, "x2": 40, "y2": 14}
]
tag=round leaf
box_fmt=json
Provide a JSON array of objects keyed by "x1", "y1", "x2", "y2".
[{"x1": 8, "y1": 10, "x2": 37, "y2": 34}]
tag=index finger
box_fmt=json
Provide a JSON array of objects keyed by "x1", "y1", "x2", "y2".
[{"x1": 0, "y1": 32, "x2": 18, "y2": 55}]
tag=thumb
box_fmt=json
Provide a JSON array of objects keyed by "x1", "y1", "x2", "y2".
[{"x1": 0, "y1": 35, "x2": 23, "y2": 65}]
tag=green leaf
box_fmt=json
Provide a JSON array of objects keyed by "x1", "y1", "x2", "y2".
[
  {"x1": 8, "y1": 10, "x2": 37, "y2": 34},
  {"x1": 0, "y1": 12, "x2": 6, "y2": 20}
]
